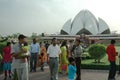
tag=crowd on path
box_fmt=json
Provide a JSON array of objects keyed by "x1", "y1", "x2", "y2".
[{"x1": 0, "y1": 34, "x2": 120, "y2": 80}]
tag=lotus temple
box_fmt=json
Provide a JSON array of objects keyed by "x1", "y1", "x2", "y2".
[{"x1": 61, "y1": 10, "x2": 110, "y2": 35}]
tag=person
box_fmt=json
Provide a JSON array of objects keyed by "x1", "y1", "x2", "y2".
[
  {"x1": 45, "y1": 41, "x2": 50, "y2": 51},
  {"x1": 23, "y1": 42, "x2": 30, "y2": 63},
  {"x1": 59, "y1": 40, "x2": 68, "y2": 74},
  {"x1": 73, "y1": 38, "x2": 83, "y2": 80},
  {"x1": 22, "y1": 42, "x2": 30, "y2": 72},
  {"x1": 40, "y1": 42, "x2": 47, "y2": 71},
  {"x1": 30, "y1": 38, "x2": 40, "y2": 72},
  {"x1": 68, "y1": 57, "x2": 76, "y2": 80},
  {"x1": 68, "y1": 40, "x2": 74, "y2": 57},
  {"x1": 3, "y1": 42, "x2": 12, "y2": 80},
  {"x1": 106, "y1": 40, "x2": 117, "y2": 80},
  {"x1": 118, "y1": 53, "x2": 120, "y2": 74},
  {"x1": 47, "y1": 38, "x2": 61, "y2": 80},
  {"x1": 11, "y1": 34, "x2": 29, "y2": 80}
]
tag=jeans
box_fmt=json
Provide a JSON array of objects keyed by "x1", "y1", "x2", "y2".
[
  {"x1": 30, "y1": 53, "x2": 38, "y2": 71},
  {"x1": 75, "y1": 57, "x2": 81, "y2": 80},
  {"x1": 108, "y1": 61, "x2": 116, "y2": 80},
  {"x1": 49, "y1": 58, "x2": 59, "y2": 80}
]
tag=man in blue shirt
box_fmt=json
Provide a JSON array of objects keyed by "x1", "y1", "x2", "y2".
[{"x1": 30, "y1": 38, "x2": 40, "y2": 72}]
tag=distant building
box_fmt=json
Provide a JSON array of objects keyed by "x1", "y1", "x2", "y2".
[{"x1": 61, "y1": 10, "x2": 110, "y2": 35}]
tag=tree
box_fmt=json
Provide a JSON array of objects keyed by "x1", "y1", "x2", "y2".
[
  {"x1": 31, "y1": 32, "x2": 37, "y2": 38},
  {"x1": 88, "y1": 44, "x2": 106, "y2": 63}
]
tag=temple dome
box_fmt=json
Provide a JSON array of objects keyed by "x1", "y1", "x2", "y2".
[{"x1": 61, "y1": 10, "x2": 110, "y2": 35}]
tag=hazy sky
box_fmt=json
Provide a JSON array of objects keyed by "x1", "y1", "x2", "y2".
[{"x1": 0, "y1": 0, "x2": 120, "y2": 36}]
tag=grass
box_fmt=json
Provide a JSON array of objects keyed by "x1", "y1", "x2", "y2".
[{"x1": 81, "y1": 55, "x2": 120, "y2": 70}]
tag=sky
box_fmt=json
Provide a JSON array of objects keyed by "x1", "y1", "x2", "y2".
[{"x1": 0, "y1": 0, "x2": 120, "y2": 36}]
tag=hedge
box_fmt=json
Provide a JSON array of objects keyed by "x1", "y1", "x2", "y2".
[{"x1": 81, "y1": 64, "x2": 119, "y2": 70}]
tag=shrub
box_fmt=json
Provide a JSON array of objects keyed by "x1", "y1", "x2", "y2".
[
  {"x1": 88, "y1": 44, "x2": 106, "y2": 63},
  {"x1": 0, "y1": 54, "x2": 3, "y2": 61},
  {"x1": 0, "y1": 42, "x2": 6, "y2": 72},
  {"x1": 82, "y1": 52, "x2": 92, "y2": 59},
  {"x1": 0, "y1": 42, "x2": 6, "y2": 54}
]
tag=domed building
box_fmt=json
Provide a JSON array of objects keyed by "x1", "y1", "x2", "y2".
[
  {"x1": 61, "y1": 10, "x2": 110, "y2": 35},
  {"x1": 61, "y1": 19, "x2": 72, "y2": 35}
]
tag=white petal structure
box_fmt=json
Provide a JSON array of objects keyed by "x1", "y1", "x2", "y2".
[
  {"x1": 61, "y1": 19, "x2": 72, "y2": 34},
  {"x1": 71, "y1": 10, "x2": 98, "y2": 35},
  {"x1": 61, "y1": 10, "x2": 110, "y2": 35},
  {"x1": 70, "y1": 11, "x2": 84, "y2": 35},
  {"x1": 98, "y1": 18, "x2": 110, "y2": 34}
]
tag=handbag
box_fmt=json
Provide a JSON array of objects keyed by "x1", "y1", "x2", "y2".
[{"x1": 61, "y1": 64, "x2": 67, "y2": 71}]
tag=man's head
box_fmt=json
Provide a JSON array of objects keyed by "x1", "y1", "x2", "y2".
[
  {"x1": 33, "y1": 38, "x2": 37, "y2": 44},
  {"x1": 7, "y1": 42, "x2": 11, "y2": 47},
  {"x1": 111, "y1": 39, "x2": 116, "y2": 44},
  {"x1": 18, "y1": 34, "x2": 26, "y2": 44},
  {"x1": 75, "y1": 38, "x2": 81, "y2": 46},
  {"x1": 52, "y1": 38, "x2": 57, "y2": 46}
]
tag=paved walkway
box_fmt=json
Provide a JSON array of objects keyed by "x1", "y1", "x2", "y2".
[{"x1": 0, "y1": 67, "x2": 120, "y2": 80}]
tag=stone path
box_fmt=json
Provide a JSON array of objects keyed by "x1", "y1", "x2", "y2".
[{"x1": 0, "y1": 67, "x2": 120, "y2": 80}]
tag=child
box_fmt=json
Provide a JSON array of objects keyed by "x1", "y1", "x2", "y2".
[
  {"x1": 23, "y1": 42, "x2": 30, "y2": 62},
  {"x1": 3, "y1": 42, "x2": 12, "y2": 80},
  {"x1": 68, "y1": 57, "x2": 76, "y2": 80}
]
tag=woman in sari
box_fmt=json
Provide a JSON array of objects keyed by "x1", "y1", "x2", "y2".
[
  {"x1": 40, "y1": 43, "x2": 47, "y2": 71},
  {"x1": 59, "y1": 40, "x2": 68, "y2": 74}
]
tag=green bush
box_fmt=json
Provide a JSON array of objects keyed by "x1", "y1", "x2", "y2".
[
  {"x1": 88, "y1": 44, "x2": 106, "y2": 63},
  {"x1": 0, "y1": 42, "x2": 6, "y2": 54},
  {"x1": 0, "y1": 42, "x2": 6, "y2": 72},
  {"x1": 82, "y1": 52, "x2": 92, "y2": 59},
  {"x1": 0, "y1": 54, "x2": 3, "y2": 61},
  {"x1": 81, "y1": 64, "x2": 119, "y2": 70}
]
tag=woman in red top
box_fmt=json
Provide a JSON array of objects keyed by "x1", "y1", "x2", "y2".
[
  {"x1": 106, "y1": 40, "x2": 116, "y2": 80},
  {"x1": 3, "y1": 42, "x2": 12, "y2": 80}
]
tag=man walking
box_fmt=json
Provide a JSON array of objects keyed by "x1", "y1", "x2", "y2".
[
  {"x1": 30, "y1": 38, "x2": 40, "y2": 72},
  {"x1": 11, "y1": 34, "x2": 29, "y2": 80},
  {"x1": 47, "y1": 38, "x2": 61, "y2": 80},
  {"x1": 106, "y1": 40, "x2": 117, "y2": 80}
]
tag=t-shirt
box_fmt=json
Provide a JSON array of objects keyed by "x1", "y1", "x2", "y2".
[
  {"x1": 3, "y1": 46, "x2": 12, "y2": 62},
  {"x1": 30, "y1": 43, "x2": 40, "y2": 54},
  {"x1": 68, "y1": 64, "x2": 76, "y2": 80},
  {"x1": 106, "y1": 44, "x2": 116, "y2": 61},
  {"x1": 11, "y1": 43, "x2": 27, "y2": 69},
  {"x1": 47, "y1": 44, "x2": 61, "y2": 57},
  {"x1": 74, "y1": 45, "x2": 83, "y2": 58}
]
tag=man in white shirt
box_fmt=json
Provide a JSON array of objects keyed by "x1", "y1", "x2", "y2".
[
  {"x1": 11, "y1": 34, "x2": 29, "y2": 80},
  {"x1": 47, "y1": 38, "x2": 61, "y2": 80},
  {"x1": 30, "y1": 38, "x2": 40, "y2": 72}
]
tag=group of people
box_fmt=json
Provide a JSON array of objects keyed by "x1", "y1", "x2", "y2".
[
  {"x1": 1, "y1": 34, "x2": 83, "y2": 80},
  {"x1": 1, "y1": 34, "x2": 120, "y2": 80},
  {"x1": 1, "y1": 34, "x2": 48, "y2": 80},
  {"x1": 46, "y1": 37, "x2": 83, "y2": 80}
]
